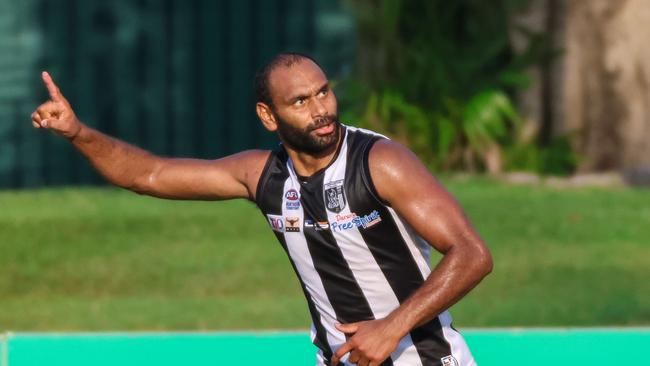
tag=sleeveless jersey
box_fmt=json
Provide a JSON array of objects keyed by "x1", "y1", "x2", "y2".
[{"x1": 255, "y1": 125, "x2": 476, "y2": 366}]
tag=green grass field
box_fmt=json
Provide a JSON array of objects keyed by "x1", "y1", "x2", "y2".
[{"x1": 1, "y1": 177, "x2": 649, "y2": 331}]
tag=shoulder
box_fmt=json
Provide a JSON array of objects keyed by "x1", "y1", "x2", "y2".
[
  {"x1": 368, "y1": 138, "x2": 416, "y2": 160},
  {"x1": 367, "y1": 139, "x2": 426, "y2": 179},
  {"x1": 218, "y1": 149, "x2": 272, "y2": 201},
  {"x1": 367, "y1": 139, "x2": 439, "y2": 205},
  {"x1": 219, "y1": 149, "x2": 272, "y2": 171},
  {"x1": 228, "y1": 149, "x2": 273, "y2": 164}
]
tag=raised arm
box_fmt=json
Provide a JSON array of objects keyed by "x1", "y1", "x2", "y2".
[
  {"x1": 31, "y1": 71, "x2": 269, "y2": 200},
  {"x1": 333, "y1": 139, "x2": 492, "y2": 365}
]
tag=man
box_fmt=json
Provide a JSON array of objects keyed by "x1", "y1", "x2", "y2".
[{"x1": 31, "y1": 53, "x2": 492, "y2": 366}]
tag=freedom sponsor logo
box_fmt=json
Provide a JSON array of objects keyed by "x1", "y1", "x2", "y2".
[
  {"x1": 330, "y1": 210, "x2": 382, "y2": 232},
  {"x1": 266, "y1": 214, "x2": 284, "y2": 233},
  {"x1": 285, "y1": 216, "x2": 301, "y2": 232},
  {"x1": 285, "y1": 189, "x2": 300, "y2": 210}
]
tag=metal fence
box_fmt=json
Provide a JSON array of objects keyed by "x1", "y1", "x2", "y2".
[{"x1": 0, "y1": 0, "x2": 355, "y2": 188}]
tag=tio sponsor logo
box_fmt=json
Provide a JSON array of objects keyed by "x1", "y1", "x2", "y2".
[{"x1": 266, "y1": 214, "x2": 284, "y2": 233}]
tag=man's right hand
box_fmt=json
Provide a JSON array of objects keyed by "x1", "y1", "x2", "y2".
[{"x1": 31, "y1": 71, "x2": 82, "y2": 139}]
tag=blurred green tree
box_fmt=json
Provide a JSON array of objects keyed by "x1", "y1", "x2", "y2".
[{"x1": 341, "y1": 0, "x2": 575, "y2": 174}]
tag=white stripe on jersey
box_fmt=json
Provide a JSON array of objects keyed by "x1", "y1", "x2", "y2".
[
  {"x1": 281, "y1": 171, "x2": 345, "y2": 355},
  {"x1": 345, "y1": 125, "x2": 389, "y2": 139}
]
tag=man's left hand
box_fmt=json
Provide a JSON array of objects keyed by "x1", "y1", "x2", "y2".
[{"x1": 331, "y1": 318, "x2": 403, "y2": 366}]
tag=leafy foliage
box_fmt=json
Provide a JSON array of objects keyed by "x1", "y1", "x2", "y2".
[
  {"x1": 505, "y1": 135, "x2": 581, "y2": 175},
  {"x1": 341, "y1": 0, "x2": 575, "y2": 173}
]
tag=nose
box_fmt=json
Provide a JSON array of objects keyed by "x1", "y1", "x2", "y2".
[{"x1": 310, "y1": 98, "x2": 327, "y2": 118}]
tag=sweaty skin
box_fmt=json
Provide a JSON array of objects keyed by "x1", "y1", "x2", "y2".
[{"x1": 31, "y1": 60, "x2": 492, "y2": 366}]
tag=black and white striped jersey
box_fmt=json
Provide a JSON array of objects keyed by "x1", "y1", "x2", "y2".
[{"x1": 255, "y1": 125, "x2": 476, "y2": 366}]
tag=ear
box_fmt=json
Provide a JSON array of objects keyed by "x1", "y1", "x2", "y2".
[{"x1": 256, "y1": 102, "x2": 278, "y2": 132}]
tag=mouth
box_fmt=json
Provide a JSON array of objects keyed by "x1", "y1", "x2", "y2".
[{"x1": 312, "y1": 120, "x2": 335, "y2": 136}]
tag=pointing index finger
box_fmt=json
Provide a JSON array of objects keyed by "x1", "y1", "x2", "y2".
[{"x1": 42, "y1": 71, "x2": 63, "y2": 101}]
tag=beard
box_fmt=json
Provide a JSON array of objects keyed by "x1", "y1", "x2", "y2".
[{"x1": 276, "y1": 114, "x2": 341, "y2": 155}]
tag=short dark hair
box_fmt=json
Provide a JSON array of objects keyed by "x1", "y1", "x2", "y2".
[{"x1": 254, "y1": 52, "x2": 322, "y2": 108}]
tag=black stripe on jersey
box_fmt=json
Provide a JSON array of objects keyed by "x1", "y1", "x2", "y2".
[
  {"x1": 298, "y1": 172, "x2": 374, "y2": 323},
  {"x1": 254, "y1": 149, "x2": 278, "y2": 205},
  {"x1": 255, "y1": 149, "x2": 333, "y2": 361},
  {"x1": 345, "y1": 130, "x2": 452, "y2": 365},
  {"x1": 298, "y1": 172, "x2": 394, "y2": 366}
]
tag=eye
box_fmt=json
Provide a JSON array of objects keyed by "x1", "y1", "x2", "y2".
[
  {"x1": 294, "y1": 98, "x2": 306, "y2": 106},
  {"x1": 318, "y1": 89, "x2": 328, "y2": 97}
]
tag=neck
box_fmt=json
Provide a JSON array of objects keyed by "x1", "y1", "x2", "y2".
[{"x1": 284, "y1": 126, "x2": 344, "y2": 177}]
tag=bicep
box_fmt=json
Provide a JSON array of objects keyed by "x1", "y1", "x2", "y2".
[
  {"x1": 139, "y1": 150, "x2": 270, "y2": 200},
  {"x1": 369, "y1": 141, "x2": 483, "y2": 254}
]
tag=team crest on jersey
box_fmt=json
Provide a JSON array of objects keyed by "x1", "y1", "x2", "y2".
[
  {"x1": 323, "y1": 179, "x2": 346, "y2": 213},
  {"x1": 285, "y1": 216, "x2": 301, "y2": 232},
  {"x1": 441, "y1": 355, "x2": 459, "y2": 366}
]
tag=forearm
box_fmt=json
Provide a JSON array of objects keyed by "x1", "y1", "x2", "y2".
[
  {"x1": 385, "y1": 245, "x2": 492, "y2": 337},
  {"x1": 70, "y1": 122, "x2": 159, "y2": 192}
]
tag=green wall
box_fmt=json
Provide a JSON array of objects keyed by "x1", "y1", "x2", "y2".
[{"x1": 0, "y1": 0, "x2": 355, "y2": 188}]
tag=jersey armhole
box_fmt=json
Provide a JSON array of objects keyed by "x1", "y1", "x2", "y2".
[
  {"x1": 253, "y1": 149, "x2": 278, "y2": 206},
  {"x1": 361, "y1": 137, "x2": 391, "y2": 207}
]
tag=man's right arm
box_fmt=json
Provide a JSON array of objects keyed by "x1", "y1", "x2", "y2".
[
  {"x1": 31, "y1": 71, "x2": 269, "y2": 201},
  {"x1": 71, "y1": 125, "x2": 269, "y2": 200}
]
